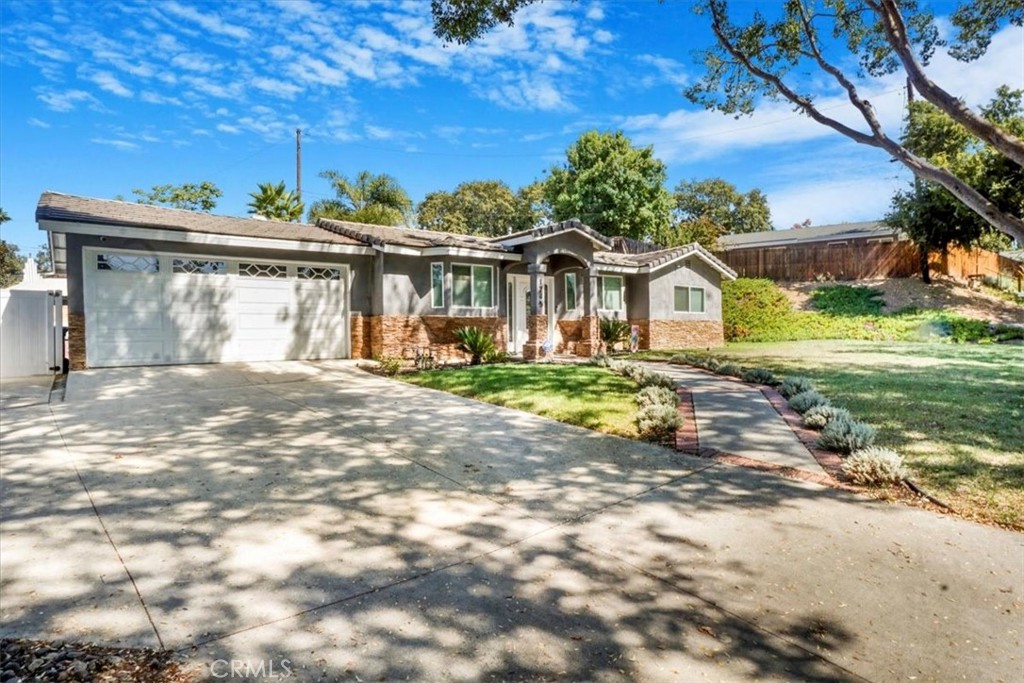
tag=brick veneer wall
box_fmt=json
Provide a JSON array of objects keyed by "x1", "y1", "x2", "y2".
[
  {"x1": 647, "y1": 319, "x2": 724, "y2": 349},
  {"x1": 68, "y1": 311, "x2": 86, "y2": 370},
  {"x1": 368, "y1": 315, "x2": 507, "y2": 362}
]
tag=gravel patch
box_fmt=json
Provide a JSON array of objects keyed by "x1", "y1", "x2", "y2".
[{"x1": 0, "y1": 638, "x2": 195, "y2": 683}]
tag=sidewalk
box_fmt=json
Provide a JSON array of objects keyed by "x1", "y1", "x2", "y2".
[{"x1": 640, "y1": 362, "x2": 827, "y2": 475}]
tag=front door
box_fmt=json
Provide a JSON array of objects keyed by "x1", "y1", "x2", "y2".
[{"x1": 507, "y1": 274, "x2": 554, "y2": 355}]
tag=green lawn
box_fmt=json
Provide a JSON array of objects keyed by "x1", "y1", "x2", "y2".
[
  {"x1": 645, "y1": 340, "x2": 1023, "y2": 529},
  {"x1": 400, "y1": 364, "x2": 640, "y2": 438}
]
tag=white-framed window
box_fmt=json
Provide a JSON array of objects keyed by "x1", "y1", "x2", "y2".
[
  {"x1": 565, "y1": 272, "x2": 577, "y2": 311},
  {"x1": 674, "y1": 286, "x2": 706, "y2": 313},
  {"x1": 601, "y1": 276, "x2": 623, "y2": 310},
  {"x1": 431, "y1": 262, "x2": 444, "y2": 308},
  {"x1": 97, "y1": 253, "x2": 159, "y2": 272},
  {"x1": 172, "y1": 258, "x2": 227, "y2": 275},
  {"x1": 452, "y1": 264, "x2": 494, "y2": 308},
  {"x1": 239, "y1": 262, "x2": 288, "y2": 278},
  {"x1": 297, "y1": 266, "x2": 341, "y2": 280}
]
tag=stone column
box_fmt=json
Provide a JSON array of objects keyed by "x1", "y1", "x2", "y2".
[
  {"x1": 576, "y1": 266, "x2": 600, "y2": 357},
  {"x1": 522, "y1": 262, "x2": 547, "y2": 360}
]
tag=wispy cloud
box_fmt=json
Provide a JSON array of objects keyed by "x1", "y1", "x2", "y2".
[
  {"x1": 90, "y1": 137, "x2": 139, "y2": 151},
  {"x1": 216, "y1": 123, "x2": 241, "y2": 134},
  {"x1": 162, "y1": 2, "x2": 252, "y2": 41},
  {"x1": 27, "y1": 117, "x2": 51, "y2": 129},
  {"x1": 636, "y1": 54, "x2": 689, "y2": 89},
  {"x1": 25, "y1": 36, "x2": 71, "y2": 62},
  {"x1": 36, "y1": 88, "x2": 99, "y2": 112},
  {"x1": 80, "y1": 68, "x2": 134, "y2": 97}
]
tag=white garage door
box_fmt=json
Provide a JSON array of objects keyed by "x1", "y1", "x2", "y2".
[{"x1": 83, "y1": 250, "x2": 349, "y2": 368}]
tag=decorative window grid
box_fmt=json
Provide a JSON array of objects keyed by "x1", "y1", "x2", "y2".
[
  {"x1": 172, "y1": 258, "x2": 227, "y2": 275},
  {"x1": 97, "y1": 254, "x2": 159, "y2": 272},
  {"x1": 239, "y1": 263, "x2": 287, "y2": 278},
  {"x1": 297, "y1": 266, "x2": 341, "y2": 281}
]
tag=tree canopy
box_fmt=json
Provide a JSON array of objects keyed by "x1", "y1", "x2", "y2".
[
  {"x1": 417, "y1": 180, "x2": 547, "y2": 236},
  {"x1": 308, "y1": 170, "x2": 413, "y2": 226},
  {"x1": 34, "y1": 243, "x2": 52, "y2": 273},
  {"x1": 248, "y1": 181, "x2": 304, "y2": 222},
  {"x1": 430, "y1": 0, "x2": 1024, "y2": 243},
  {"x1": 673, "y1": 178, "x2": 772, "y2": 234},
  {"x1": 131, "y1": 181, "x2": 222, "y2": 212},
  {"x1": 544, "y1": 130, "x2": 673, "y2": 241},
  {"x1": 0, "y1": 226, "x2": 25, "y2": 288}
]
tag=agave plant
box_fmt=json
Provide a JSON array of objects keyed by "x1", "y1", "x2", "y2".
[
  {"x1": 453, "y1": 326, "x2": 496, "y2": 365},
  {"x1": 599, "y1": 316, "x2": 630, "y2": 352}
]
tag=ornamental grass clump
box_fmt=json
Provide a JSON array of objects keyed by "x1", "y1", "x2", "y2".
[
  {"x1": 636, "y1": 403, "x2": 682, "y2": 442},
  {"x1": 716, "y1": 362, "x2": 742, "y2": 377},
  {"x1": 788, "y1": 390, "x2": 830, "y2": 414},
  {"x1": 779, "y1": 376, "x2": 814, "y2": 399},
  {"x1": 741, "y1": 367, "x2": 779, "y2": 386},
  {"x1": 842, "y1": 447, "x2": 907, "y2": 486},
  {"x1": 636, "y1": 385, "x2": 679, "y2": 409},
  {"x1": 817, "y1": 416, "x2": 876, "y2": 454},
  {"x1": 802, "y1": 405, "x2": 852, "y2": 430}
]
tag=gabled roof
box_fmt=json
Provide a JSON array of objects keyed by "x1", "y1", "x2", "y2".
[
  {"x1": 595, "y1": 242, "x2": 737, "y2": 279},
  {"x1": 36, "y1": 192, "x2": 363, "y2": 246},
  {"x1": 719, "y1": 221, "x2": 902, "y2": 250},
  {"x1": 493, "y1": 219, "x2": 613, "y2": 250},
  {"x1": 317, "y1": 218, "x2": 512, "y2": 254}
]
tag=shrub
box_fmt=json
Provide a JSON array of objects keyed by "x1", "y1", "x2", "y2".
[
  {"x1": 788, "y1": 390, "x2": 830, "y2": 414},
  {"x1": 700, "y1": 357, "x2": 722, "y2": 371},
  {"x1": 817, "y1": 416, "x2": 877, "y2": 454},
  {"x1": 992, "y1": 323, "x2": 1024, "y2": 342},
  {"x1": 637, "y1": 370, "x2": 677, "y2": 390},
  {"x1": 590, "y1": 353, "x2": 613, "y2": 367},
  {"x1": 375, "y1": 355, "x2": 403, "y2": 376},
  {"x1": 810, "y1": 285, "x2": 884, "y2": 316},
  {"x1": 779, "y1": 376, "x2": 814, "y2": 399},
  {"x1": 453, "y1": 326, "x2": 496, "y2": 365},
  {"x1": 668, "y1": 353, "x2": 691, "y2": 365},
  {"x1": 722, "y1": 278, "x2": 797, "y2": 341},
  {"x1": 716, "y1": 362, "x2": 741, "y2": 376},
  {"x1": 842, "y1": 447, "x2": 907, "y2": 486},
  {"x1": 802, "y1": 405, "x2": 852, "y2": 429},
  {"x1": 483, "y1": 348, "x2": 511, "y2": 364},
  {"x1": 946, "y1": 317, "x2": 990, "y2": 343},
  {"x1": 636, "y1": 385, "x2": 678, "y2": 409},
  {"x1": 741, "y1": 367, "x2": 779, "y2": 386},
  {"x1": 636, "y1": 403, "x2": 682, "y2": 442},
  {"x1": 600, "y1": 317, "x2": 631, "y2": 351}
]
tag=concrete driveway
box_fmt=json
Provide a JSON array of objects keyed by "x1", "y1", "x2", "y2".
[{"x1": 1, "y1": 361, "x2": 1020, "y2": 682}]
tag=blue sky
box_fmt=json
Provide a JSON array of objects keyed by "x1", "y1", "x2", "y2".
[{"x1": 1, "y1": 0, "x2": 1022, "y2": 256}]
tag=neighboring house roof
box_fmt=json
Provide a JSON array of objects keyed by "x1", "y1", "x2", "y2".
[
  {"x1": 317, "y1": 218, "x2": 513, "y2": 256},
  {"x1": 494, "y1": 219, "x2": 613, "y2": 250},
  {"x1": 596, "y1": 242, "x2": 737, "y2": 279},
  {"x1": 1001, "y1": 249, "x2": 1024, "y2": 263},
  {"x1": 718, "y1": 221, "x2": 903, "y2": 250}
]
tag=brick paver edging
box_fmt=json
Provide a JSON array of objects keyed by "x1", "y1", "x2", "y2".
[
  {"x1": 759, "y1": 386, "x2": 848, "y2": 481},
  {"x1": 672, "y1": 380, "x2": 857, "y2": 491}
]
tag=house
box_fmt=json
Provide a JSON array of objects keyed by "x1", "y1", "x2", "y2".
[
  {"x1": 36, "y1": 192, "x2": 736, "y2": 370},
  {"x1": 716, "y1": 221, "x2": 916, "y2": 281}
]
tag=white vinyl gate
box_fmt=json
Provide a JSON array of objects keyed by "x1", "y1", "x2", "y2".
[
  {"x1": 83, "y1": 249, "x2": 350, "y2": 368},
  {"x1": 0, "y1": 289, "x2": 63, "y2": 378}
]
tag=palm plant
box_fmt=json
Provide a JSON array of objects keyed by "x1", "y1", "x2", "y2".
[
  {"x1": 247, "y1": 181, "x2": 304, "y2": 222},
  {"x1": 599, "y1": 317, "x2": 630, "y2": 352},
  {"x1": 453, "y1": 326, "x2": 496, "y2": 365},
  {"x1": 308, "y1": 170, "x2": 412, "y2": 225}
]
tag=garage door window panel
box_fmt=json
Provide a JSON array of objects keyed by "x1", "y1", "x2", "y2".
[
  {"x1": 173, "y1": 258, "x2": 227, "y2": 275},
  {"x1": 240, "y1": 263, "x2": 287, "y2": 278},
  {"x1": 298, "y1": 266, "x2": 341, "y2": 281},
  {"x1": 97, "y1": 254, "x2": 159, "y2": 272}
]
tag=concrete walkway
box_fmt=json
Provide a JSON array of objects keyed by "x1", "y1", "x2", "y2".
[
  {"x1": 642, "y1": 362, "x2": 823, "y2": 472},
  {"x1": 1, "y1": 361, "x2": 1021, "y2": 682}
]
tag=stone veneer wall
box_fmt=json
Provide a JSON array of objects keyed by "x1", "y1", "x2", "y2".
[
  {"x1": 350, "y1": 313, "x2": 373, "y2": 359},
  {"x1": 368, "y1": 315, "x2": 506, "y2": 362},
  {"x1": 646, "y1": 319, "x2": 725, "y2": 349},
  {"x1": 68, "y1": 312, "x2": 86, "y2": 371},
  {"x1": 556, "y1": 320, "x2": 582, "y2": 353}
]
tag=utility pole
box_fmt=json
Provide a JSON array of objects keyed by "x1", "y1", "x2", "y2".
[{"x1": 296, "y1": 128, "x2": 302, "y2": 202}]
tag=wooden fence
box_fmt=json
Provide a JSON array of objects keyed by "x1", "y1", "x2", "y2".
[{"x1": 718, "y1": 240, "x2": 1023, "y2": 291}]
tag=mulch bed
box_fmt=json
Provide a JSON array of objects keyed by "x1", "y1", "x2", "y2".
[{"x1": 0, "y1": 638, "x2": 195, "y2": 683}]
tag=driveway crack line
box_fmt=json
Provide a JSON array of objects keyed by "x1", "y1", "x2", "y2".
[{"x1": 46, "y1": 405, "x2": 166, "y2": 651}]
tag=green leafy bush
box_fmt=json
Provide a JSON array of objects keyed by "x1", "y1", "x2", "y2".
[
  {"x1": 779, "y1": 376, "x2": 814, "y2": 399},
  {"x1": 992, "y1": 323, "x2": 1024, "y2": 342},
  {"x1": 636, "y1": 385, "x2": 679, "y2": 409},
  {"x1": 375, "y1": 355, "x2": 403, "y2": 376},
  {"x1": 817, "y1": 416, "x2": 877, "y2": 454},
  {"x1": 716, "y1": 362, "x2": 742, "y2": 376},
  {"x1": 946, "y1": 317, "x2": 990, "y2": 343},
  {"x1": 788, "y1": 390, "x2": 830, "y2": 414},
  {"x1": 810, "y1": 285, "x2": 884, "y2": 316},
  {"x1": 600, "y1": 317, "x2": 630, "y2": 351},
  {"x1": 483, "y1": 348, "x2": 511, "y2": 364},
  {"x1": 722, "y1": 278, "x2": 796, "y2": 341},
  {"x1": 590, "y1": 353, "x2": 613, "y2": 367},
  {"x1": 842, "y1": 447, "x2": 907, "y2": 486},
  {"x1": 636, "y1": 403, "x2": 682, "y2": 442},
  {"x1": 453, "y1": 326, "x2": 496, "y2": 365},
  {"x1": 741, "y1": 367, "x2": 779, "y2": 386},
  {"x1": 802, "y1": 405, "x2": 852, "y2": 429},
  {"x1": 639, "y1": 371, "x2": 677, "y2": 390}
]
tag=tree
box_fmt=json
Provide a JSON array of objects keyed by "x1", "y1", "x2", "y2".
[
  {"x1": 887, "y1": 86, "x2": 1023, "y2": 281},
  {"x1": 656, "y1": 216, "x2": 725, "y2": 251},
  {"x1": 35, "y1": 243, "x2": 53, "y2": 273},
  {"x1": 544, "y1": 130, "x2": 673, "y2": 240},
  {"x1": 430, "y1": 0, "x2": 1024, "y2": 243},
  {"x1": 417, "y1": 180, "x2": 544, "y2": 236},
  {"x1": 308, "y1": 170, "x2": 412, "y2": 226},
  {"x1": 131, "y1": 182, "x2": 222, "y2": 212},
  {"x1": 673, "y1": 178, "x2": 771, "y2": 234},
  {"x1": 515, "y1": 181, "x2": 553, "y2": 229},
  {"x1": 247, "y1": 181, "x2": 304, "y2": 222},
  {"x1": 0, "y1": 239, "x2": 25, "y2": 288}
]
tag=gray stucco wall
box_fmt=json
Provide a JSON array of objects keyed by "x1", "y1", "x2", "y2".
[
  {"x1": 65, "y1": 234, "x2": 373, "y2": 314},
  {"x1": 520, "y1": 233, "x2": 595, "y2": 270},
  {"x1": 647, "y1": 257, "x2": 723, "y2": 320},
  {"x1": 383, "y1": 253, "x2": 506, "y2": 317}
]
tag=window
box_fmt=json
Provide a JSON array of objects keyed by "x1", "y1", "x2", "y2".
[
  {"x1": 97, "y1": 253, "x2": 159, "y2": 272},
  {"x1": 431, "y1": 263, "x2": 444, "y2": 308},
  {"x1": 564, "y1": 273, "x2": 577, "y2": 311},
  {"x1": 297, "y1": 266, "x2": 341, "y2": 280},
  {"x1": 172, "y1": 258, "x2": 226, "y2": 275},
  {"x1": 239, "y1": 263, "x2": 287, "y2": 278},
  {"x1": 452, "y1": 264, "x2": 494, "y2": 307},
  {"x1": 674, "y1": 286, "x2": 706, "y2": 313},
  {"x1": 601, "y1": 276, "x2": 623, "y2": 310}
]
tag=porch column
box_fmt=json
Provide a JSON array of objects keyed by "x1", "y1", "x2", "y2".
[
  {"x1": 522, "y1": 262, "x2": 547, "y2": 360},
  {"x1": 576, "y1": 267, "x2": 600, "y2": 357}
]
